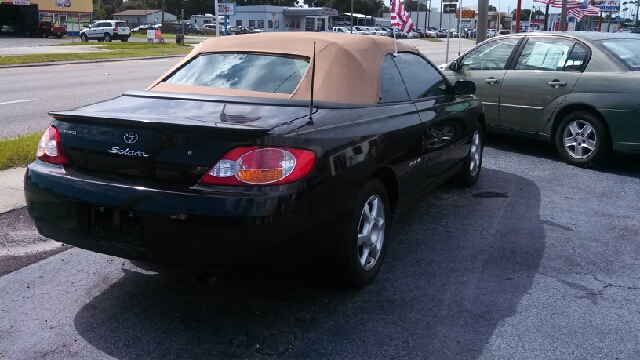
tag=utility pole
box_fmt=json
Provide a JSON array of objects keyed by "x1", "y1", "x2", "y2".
[
  {"x1": 162, "y1": 0, "x2": 165, "y2": 29},
  {"x1": 560, "y1": 0, "x2": 568, "y2": 31},
  {"x1": 477, "y1": 0, "x2": 488, "y2": 43},
  {"x1": 440, "y1": 0, "x2": 443, "y2": 29},
  {"x1": 350, "y1": 0, "x2": 353, "y2": 33}
]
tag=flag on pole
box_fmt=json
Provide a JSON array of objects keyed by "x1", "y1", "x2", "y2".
[
  {"x1": 391, "y1": 0, "x2": 414, "y2": 34},
  {"x1": 567, "y1": 7, "x2": 584, "y2": 20}
]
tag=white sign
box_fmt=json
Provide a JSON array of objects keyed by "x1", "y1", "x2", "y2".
[
  {"x1": 13, "y1": 0, "x2": 30, "y2": 5},
  {"x1": 591, "y1": 0, "x2": 620, "y2": 11},
  {"x1": 217, "y1": 3, "x2": 236, "y2": 16}
]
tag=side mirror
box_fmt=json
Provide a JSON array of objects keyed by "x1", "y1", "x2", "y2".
[
  {"x1": 453, "y1": 80, "x2": 476, "y2": 95},
  {"x1": 449, "y1": 59, "x2": 460, "y2": 72}
]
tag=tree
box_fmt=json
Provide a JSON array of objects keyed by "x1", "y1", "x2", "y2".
[
  {"x1": 623, "y1": 0, "x2": 640, "y2": 30},
  {"x1": 511, "y1": 8, "x2": 532, "y2": 19},
  {"x1": 488, "y1": 4, "x2": 497, "y2": 11}
]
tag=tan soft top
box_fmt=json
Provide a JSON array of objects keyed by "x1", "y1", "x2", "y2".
[{"x1": 147, "y1": 32, "x2": 418, "y2": 104}]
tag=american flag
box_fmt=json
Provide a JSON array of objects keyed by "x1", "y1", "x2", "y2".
[
  {"x1": 567, "y1": 7, "x2": 584, "y2": 20},
  {"x1": 390, "y1": 0, "x2": 414, "y2": 34}
]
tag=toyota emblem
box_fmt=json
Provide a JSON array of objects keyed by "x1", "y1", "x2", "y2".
[{"x1": 123, "y1": 132, "x2": 138, "y2": 144}]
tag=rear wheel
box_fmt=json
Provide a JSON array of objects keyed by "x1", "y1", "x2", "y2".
[
  {"x1": 80, "y1": 33, "x2": 88, "y2": 42},
  {"x1": 104, "y1": 33, "x2": 112, "y2": 42},
  {"x1": 338, "y1": 179, "x2": 390, "y2": 287},
  {"x1": 41, "y1": 31, "x2": 48, "y2": 38},
  {"x1": 121, "y1": 37, "x2": 128, "y2": 42},
  {"x1": 555, "y1": 111, "x2": 609, "y2": 167}
]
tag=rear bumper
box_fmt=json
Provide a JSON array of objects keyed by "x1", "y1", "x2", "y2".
[{"x1": 24, "y1": 161, "x2": 339, "y2": 273}]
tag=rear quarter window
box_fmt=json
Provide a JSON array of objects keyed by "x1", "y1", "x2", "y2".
[
  {"x1": 597, "y1": 38, "x2": 640, "y2": 71},
  {"x1": 115, "y1": 22, "x2": 128, "y2": 28}
]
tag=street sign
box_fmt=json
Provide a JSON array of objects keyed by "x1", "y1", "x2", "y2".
[
  {"x1": 456, "y1": 10, "x2": 475, "y2": 18},
  {"x1": 443, "y1": 4, "x2": 457, "y2": 13}
]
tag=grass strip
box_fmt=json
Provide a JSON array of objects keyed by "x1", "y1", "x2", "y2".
[
  {"x1": 0, "y1": 133, "x2": 41, "y2": 170},
  {"x1": 0, "y1": 44, "x2": 192, "y2": 65}
]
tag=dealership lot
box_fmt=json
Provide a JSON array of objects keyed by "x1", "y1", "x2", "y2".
[{"x1": 1, "y1": 34, "x2": 639, "y2": 358}]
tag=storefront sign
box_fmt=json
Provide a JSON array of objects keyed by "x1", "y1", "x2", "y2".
[
  {"x1": 217, "y1": 3, "x2": 236, "y2": 16},
  {"x1": 35, "y1": 0, "x2": 93, "y2": 13},
  {"x1": 13, "y1": 0, "x2": 30, "y2": 5},
  {"x1": 591, "y1": 0, "x2": 620, "y2": 11},
  {"x1": 456, "y1": 10, "x2": 475, "y2": 18}
]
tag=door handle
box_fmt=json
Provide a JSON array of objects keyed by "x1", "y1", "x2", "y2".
[
  {"x1": 548, "y1": 80, "x2": 567, "y2": 88},
  {"x1": 484, "y1": 78, "x2": 500, "y2": 84}
]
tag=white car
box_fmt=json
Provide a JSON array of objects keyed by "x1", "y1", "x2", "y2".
[
  {"x1": 332, "y1": 26, "x2": 351, "y2": 34},
  {"x1": 352, "y1": 26, "x2": 371, "y2": 35},
  {"x1": 80, "y1": 20, "x2": 130, "y2": 42},
  {"x1": 370, "y1": 27, "x2": 388, "y2": 36}
]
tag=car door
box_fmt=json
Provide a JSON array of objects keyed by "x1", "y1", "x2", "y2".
[
  {"x1": 443, "y1": 37, "x2": 521, "y2": 127},
  {"x1": 499, "y1": 36, "x2": 590, "y2": 133},
  {"x1": 392, "y1": 52, "x2": 470, "y2": 190}
]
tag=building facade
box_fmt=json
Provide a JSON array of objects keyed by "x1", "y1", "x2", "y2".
[
  {"x1": 226, "y1": 5, "x2": 338, "y2": 32},
  {"x1": 0, "y1": 0, "x2": 93, "y2": 35},
  {"x1": 112, "y1": 10, "x2": 177, "y2": 27}
]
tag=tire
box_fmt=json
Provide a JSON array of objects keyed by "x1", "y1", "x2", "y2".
[
  {"x1": 41, "y1": 32, "x2": 48, "y2": 38},
  {"x1": 338, "y1": 178, "x2": 390, "y2": 287},
  {"x1": 453, "y1": 123, "x2": 483, "y2": 186},
  {"x1": 555, "y1": 111, "x2": 609, "y2": 167},
  {"x1": 80, "y1": 34, "x2": 88, "y2": 42},
  {"x1": 104, "y1": 33, "x2": 112, "y2": 42},
  {"x1": 56, "y1": 34, "x2": 62, "y2": 38},
  {"x1": 121, "y1": 37, "x2": 128, "y2": 42}
]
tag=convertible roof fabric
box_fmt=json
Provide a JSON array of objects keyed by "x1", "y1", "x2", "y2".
[{"x1": 148, "y1": 32, "x2": 419, "y2": 105}]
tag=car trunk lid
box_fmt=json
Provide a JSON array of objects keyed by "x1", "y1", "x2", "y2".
[{"x1": 50, "y1": 91, "x2": 310, "y2": 183}]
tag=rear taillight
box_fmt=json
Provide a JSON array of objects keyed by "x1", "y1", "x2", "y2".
[
  {"x1": 36, "y1": 126, "x2": 69, "y2": 165},
  {"x1": 113, "y1": 27, "x2": 117, "y2": 32},
  {"x1": 199, "y1": 147, "x2": 315, "y2": 186}
]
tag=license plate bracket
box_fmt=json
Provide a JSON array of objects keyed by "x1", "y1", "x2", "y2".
[{"x1": 89, "y1": 206, "x2": 145, "y2": 249}]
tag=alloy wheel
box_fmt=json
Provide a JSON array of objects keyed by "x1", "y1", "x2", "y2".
[
  {"x1": 469, "y1": 130, "x2": 482, "y2": 176},
  {"x1": 357, "y1": 195, "x2": 385, "y2": 271},
  {"x1": 563, "y1": 120, "x2": 597, "y2": 159}
]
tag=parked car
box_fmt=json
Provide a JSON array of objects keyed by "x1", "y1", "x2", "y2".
[
  {"x1": 1, "y1": 24, "x2": 15, "y2": 35},
  {"x1": 27, "y1": 20, "x2": 67, "y2": 38},
  {"x1": 440, "y1": 31, "x2": 640, "y2": 167},
  {"x1": 80, "y1": 20, "x2": 130, "y2": 42},
  {"x1": 332, "y1": 26, "x2": 351, "y2": 34},
  {"x1": 25, "y1": 33, "x2": 483, "y2": 287},
  {"x1": 486, "y1": 29, "x2": 497, "y2": 38},
  {"x1": 248, "y1": 26, "x2": 264, "y2": 33},
  {"x1": 498, "y1": 29, "x2": 511, "y2": 36},
  {"x1": 352, "y1": 26, "x2": 371, "y2": 35},
  {"x1": 173, "y1": 22, "x2": 196, "y2": 34},
  {"x1": 226, "y1": 26, "x2": 249, "y2": 35},
  {"x1": 201, "y1": 24, "x2": 217, "y2": 35}
]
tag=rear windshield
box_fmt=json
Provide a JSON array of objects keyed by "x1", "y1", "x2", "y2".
[
  {"x1": 597, "y1": 38, "x2": 640, "y2": 71},
  {"x1": 165, "y1": 53, "x2": 309, "y2": 94},
  {"x1": 115, "y1": 21, "x2": 128, "y2": 28}
]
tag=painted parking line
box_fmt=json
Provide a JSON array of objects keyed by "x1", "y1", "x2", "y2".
[{"x1": 0, "y1": 99, "x2": 38, "y2": 105}]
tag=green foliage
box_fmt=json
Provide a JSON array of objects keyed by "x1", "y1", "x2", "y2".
[
  {"x1": 488, "y1": 4, "x2": 497, "y2": 11},
  {"x1": 0, "y1": 133, "x2": 41, "y2": 170}
]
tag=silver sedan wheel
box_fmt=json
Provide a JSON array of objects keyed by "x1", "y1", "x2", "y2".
[
  {"x1": 563, "y1": 120, "x2": 597, "y2": 159},
  {"x1": 357, "y1": 195, "x2": 385, "y2": 271},
  {"x1": 469, "y1": 130, "x2": 482, "y2": 176}
]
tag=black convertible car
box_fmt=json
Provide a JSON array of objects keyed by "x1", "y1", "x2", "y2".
[{"x1": 25, "y1": 33, "x2": 484, "y2": 286}]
